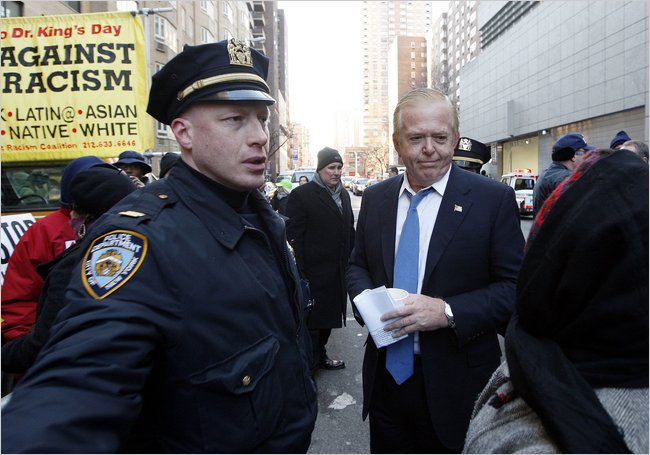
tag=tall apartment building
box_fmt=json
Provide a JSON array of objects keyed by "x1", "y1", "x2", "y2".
[
  {"x1": 361, "y1": 1, "x2": 432, "y2": 154},
  {"x1": 443, "y1": 1, "x2": 481, "y2": 108},
  {"x1": 387, "y1": 35, "x2": 429, "y2": 164},
  {"x1": 1, "y1": 0, "x2": 288, "y2": 178},
  {"x1": 288, "y1": 122, "x2": 311, "y2": 169}
]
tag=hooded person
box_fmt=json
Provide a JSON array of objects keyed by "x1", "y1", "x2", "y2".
[
  {"x1": 2, "y1": 165, "x2": 138, "y2": 375},
  {"x1": 464, "y1": 149, "x2": 648, "y2": 453},
  {"x1": 1, "y1": 156, "x2": 107, "y2": 343}
]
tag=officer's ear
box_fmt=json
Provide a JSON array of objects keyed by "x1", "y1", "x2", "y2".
[{"x1": 171, "y1": 117, "x2": 193, "y2": 150}]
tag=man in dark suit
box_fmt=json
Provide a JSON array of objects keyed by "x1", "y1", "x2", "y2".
[
  {"x1": 347, "y1": 88, "x2": 524, "y2": 453},
  {"x1": 286, "y1": 147, "x2": 355, "y2": 372}
]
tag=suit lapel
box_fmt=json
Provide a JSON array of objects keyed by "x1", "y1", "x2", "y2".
[
  {"x1": 423, "y1": 166, "x2": 472, "y2": 287},
  {"x1": 381, "y1": 176, "x2": 403, "y2": 285}
]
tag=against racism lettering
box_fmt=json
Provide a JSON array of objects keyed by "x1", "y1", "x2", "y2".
[
  {"x1": 1, "y1": 43, "x2": 135, "y2": 94},
  {"x1": 1, "y1": 43, "x2": 135, "y2": 67}
]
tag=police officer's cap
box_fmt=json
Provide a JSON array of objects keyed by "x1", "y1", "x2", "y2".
[
  {"x1": 147, "y1": 39, "x2": 276, "y2": 125},
  {"x1": 453, "y1": 137, "x2": 491, "y2": 169}
]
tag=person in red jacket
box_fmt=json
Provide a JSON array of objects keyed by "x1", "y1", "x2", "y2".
[{"x1": 1, "y1": 156, "x2": 107, "y2": 342}]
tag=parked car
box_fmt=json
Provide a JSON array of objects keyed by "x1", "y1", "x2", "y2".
[
  {"x1": 351, "y1": 177, "x2": 369, "y2": 196},
  {"x1": 342, "y1": 176, "x2": 355, "y2": 190},
  {"x1": 500, "y1": 169, "x2": 537, "y2": 217}
]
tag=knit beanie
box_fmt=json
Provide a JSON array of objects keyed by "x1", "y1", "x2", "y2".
[
  {"x1": 159, "y1": 152, "x2": 180, "y2": 178},
  {"x1": 316, "y1": 147, "x2": 343, "y2": 171},
  {"x1": 59, "y1": 156, "x2": 106, "y2": 208},
  {"x1": 70, "y1": 166, "x2": 137, "y2": 219}
]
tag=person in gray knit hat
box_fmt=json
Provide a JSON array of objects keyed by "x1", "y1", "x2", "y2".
[{"x1": 286, "y1": 146, "x2": 355, "y2": 373}]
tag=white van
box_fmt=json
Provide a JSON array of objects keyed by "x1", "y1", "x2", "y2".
[
  {"x1": 291, "y1": 168, "x2": 316, "y2": 188},
  {"x1": 500, "y1": 169, "x2": 537, "y2": 217}
]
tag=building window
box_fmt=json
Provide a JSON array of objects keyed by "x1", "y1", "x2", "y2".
[
  {"x1": 201, "y1": 27, "x2": 214, "y2": 44},
  {"x1": 222, "y1": 2, "x2": 233, "y2": 22},
  {"x1": 154, "y1": 16, "x2": 177, "y2": 52},
  {"x1": 116, "y1": 1, "x2": 137, "y2": 12},
  {"x1": 65, "y1": 1, "x2": 80, "y2": 12},
  {"x1": 186, "y1": 13, "x2": 194, "y2": 40},
  {"x1": 154, "y1": 15, "x2": 166, "y2": 43},
  {"x1": 156, "y1": 121, "x2": 170, "y2": 138},
  {"x1": 0, "y1": 1, "x2": 23, "y2": 17},
  {"x1": 200, "y1": 0, "x2": 215, "y2": 20}
]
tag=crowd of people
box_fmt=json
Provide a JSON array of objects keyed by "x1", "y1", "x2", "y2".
[{"x1": 1, "y1": 39, "x2": 647, "y2": 454}]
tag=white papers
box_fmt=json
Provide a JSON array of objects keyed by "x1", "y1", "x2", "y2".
[{"x1": 353, "y1": 286, "x2": 408, "y2": 347}]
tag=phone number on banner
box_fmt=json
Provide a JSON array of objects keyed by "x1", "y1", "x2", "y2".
[{"x1": 83, "y1": 140, "x2": 137, "y2": 149}]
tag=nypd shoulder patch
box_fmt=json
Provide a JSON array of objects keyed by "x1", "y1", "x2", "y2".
[{"x1": 82, "y1": 230, "x2": 148, "y2": 299}]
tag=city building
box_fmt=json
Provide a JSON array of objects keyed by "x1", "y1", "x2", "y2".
[
  {"x1": 361, "y1": 1, "x2": 432, "y2": 159},
  {"x1": 459, "y1": 0, "x2": 648, "y2": 178},
  {"x1": 288, "y1": 122, "x2": 311, "y2": 169},
  {"x1": 387, "y1": 35, "x2": 429, "y2": 164}
]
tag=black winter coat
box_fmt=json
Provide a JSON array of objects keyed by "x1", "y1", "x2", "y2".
[{"x1": 286, "y1": 181, "x2": 355, "y2": 329}]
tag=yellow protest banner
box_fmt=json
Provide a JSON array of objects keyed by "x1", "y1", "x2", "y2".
[{"x1": 0, "y1": 11, "x2": 153, "y2": 162}]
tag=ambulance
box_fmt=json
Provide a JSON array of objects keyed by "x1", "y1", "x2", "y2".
[{"x1": 500, "y1": 169, "x2": 537, "y2": 217}]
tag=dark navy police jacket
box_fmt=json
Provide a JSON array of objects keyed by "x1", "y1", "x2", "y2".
[{"x1": 2, "y1": 161, "x2": 317, "y2": 453}]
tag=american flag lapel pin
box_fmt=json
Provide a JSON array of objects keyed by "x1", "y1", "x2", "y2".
[{"x1": 454, "y1": 204, "x2": 463, "y2": 213}]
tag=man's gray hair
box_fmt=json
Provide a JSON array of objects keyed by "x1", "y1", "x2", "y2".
[{"x1": 392, "y1": 88, "x2": 459, "y2": 138}]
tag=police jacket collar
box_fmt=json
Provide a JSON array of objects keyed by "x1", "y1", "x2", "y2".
[{"x1": 166, "y1": 161, "x2": 282, "y2": 250}]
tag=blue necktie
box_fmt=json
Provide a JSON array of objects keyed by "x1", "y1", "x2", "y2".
[{"x1": 386, "y1": 187, "x2": 433, "y2": 385}]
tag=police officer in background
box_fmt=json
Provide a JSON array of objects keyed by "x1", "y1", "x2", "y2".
[
  {"x1": 452, "y1": 136, "x2": 491, "y2": 173},
  {"x1": 2, "y1": 39, "x2": 317, "y2": 453}
]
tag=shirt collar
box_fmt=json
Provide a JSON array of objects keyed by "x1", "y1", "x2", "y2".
[{"x1": 400, "y1": 163, "x2": 452, "y2": 198}]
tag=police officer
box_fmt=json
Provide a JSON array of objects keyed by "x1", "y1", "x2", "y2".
[
  {"x1": 2, "y1": 39, "x2": 317, "y2": 453},
  {"x1": 452, "y1": 136, "x2": 491, "y2": 173}
]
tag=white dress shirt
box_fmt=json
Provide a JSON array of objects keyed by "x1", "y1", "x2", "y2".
[{"x1": 395, "y1": 165, "x2": 452, "y2": 353}]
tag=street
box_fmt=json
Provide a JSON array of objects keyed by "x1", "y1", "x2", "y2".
[{"x1": 307, "y1": 190, "x2": 533, "y2": 454}]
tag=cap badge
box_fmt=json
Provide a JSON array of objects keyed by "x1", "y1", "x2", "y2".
[
  {"x1": 459, "y1": 138, "x2": 472, "y2": 152},
  {"x1": 228, "y1": 39, "x2": 253, "y2": 67},
  {"x1": 82, "y1": 230, "x2": 148, "y2": 299}
]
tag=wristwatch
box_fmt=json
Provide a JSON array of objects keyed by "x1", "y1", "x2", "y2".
[{"x1": 444, "y1": 302, "x2": 455, "y2": 329}]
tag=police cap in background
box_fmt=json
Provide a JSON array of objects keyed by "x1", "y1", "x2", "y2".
[
  {"x1": 453, "y1": 137, "x2": 491, "y2": 172},
  {"x1": 147, "y1": 39, "x2": 276, "y2": 125}
]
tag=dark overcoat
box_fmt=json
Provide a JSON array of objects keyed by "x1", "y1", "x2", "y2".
[{"x1": 286, "y1": 180, "x2": 355, "y2": 329}]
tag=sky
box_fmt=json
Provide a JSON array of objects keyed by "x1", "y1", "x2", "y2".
[
  {"x1": 278, "y1": 1, "x2": 364, "y2": 156},
  {"x1": 278, "y1": 1, "x2": 449, "y2": 158}
]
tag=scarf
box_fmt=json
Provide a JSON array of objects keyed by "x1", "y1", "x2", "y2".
[
  {"x1": 313, "y1": 172, "x2": 343, "y2": 213},
  {"x1": 506, "y1": 149, "x2": 649, "y2": 453}
]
